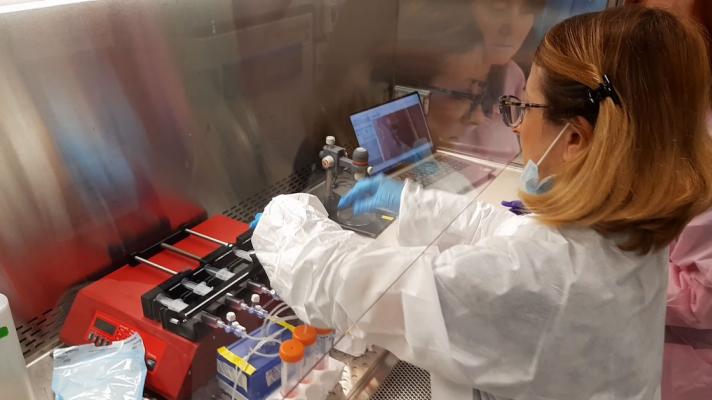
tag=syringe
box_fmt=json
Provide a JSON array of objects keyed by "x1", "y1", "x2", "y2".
[
  {"x1": 225, "y1": 293, "x2": 268, "y2": 319},
  {"x1": 247, "y1": 281, "x2": 279, "y2": 300},
  {"x1": 200, "y1": 312, "x2": 247, "y2": 337}
]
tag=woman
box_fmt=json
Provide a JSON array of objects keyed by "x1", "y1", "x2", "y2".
[
  {"x1": 624, "y1": 1, "x2": 712, "y2": 399},
  {"x1": 253, "y1": 7, "x2": 712, "y2": 399},
  {"x1": 397, "y1": 0, "x2": 545, "y2": 161}
]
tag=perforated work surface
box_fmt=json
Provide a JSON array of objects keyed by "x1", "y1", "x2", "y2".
[
  {"x1": 370, "y1": 361, "x2": 431, "y2": 400},
  {"x1": 222, "y1": 167, "x2": 315, "y2": 222},
  {"x1": 17, "y1": 297, "x2": 73, "y2": 363}
]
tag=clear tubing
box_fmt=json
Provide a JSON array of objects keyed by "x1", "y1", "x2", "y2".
[
  {"x1": 252, "y1": 350, "x2": 280, "y2": 358},
  {"x1": 238, "y1": 329, "x2": 274, "y2": 342},
  {"x1": 260, "y1": 303, "x2": 291, "y2": 331},
  {"x1": 225, "y1": 296, "x2": 268, "y2": 319},
  {"x1": 263, "y1": 314, "x2": 299, "y2": 341},
  {"x1": 259, "y1": 303, "x2": 295, "y2": 335}
]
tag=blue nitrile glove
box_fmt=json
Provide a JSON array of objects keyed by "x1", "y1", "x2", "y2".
[
  {"x1": 249, "y1": 212, "x2": 263, "y2": 230},
  {"x1": 501, "y1": 200, "x2": 530, "y2": 215},
  {"x1": 338, "y1": 175, "x2": 405, "y2": 216},
  {"x1": 404, "y1": 142, "x2": 432, "y2": 164}
]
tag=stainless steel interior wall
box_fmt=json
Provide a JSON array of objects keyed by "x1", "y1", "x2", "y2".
[
  {"x1": 0, "y1": 0, "x2": 399, "y2": 322},
  {"x1": 0, "y1": 0, "x2": 610, "y2": 326}
]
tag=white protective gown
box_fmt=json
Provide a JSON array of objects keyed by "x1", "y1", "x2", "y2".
[{"x1": 252, "y1": 181, "x2": 667, "y2": 400}]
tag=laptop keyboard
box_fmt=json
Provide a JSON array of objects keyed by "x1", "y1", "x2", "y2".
[
  {"x1": 400, "y1": 155, "x2": 470, "y2": 187},
  {"x1": 433, "y1": 153, "x2": 471, "y2": 171}
]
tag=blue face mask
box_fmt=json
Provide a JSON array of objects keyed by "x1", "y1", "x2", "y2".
[{"x1": 521, "y1": 123, "x2": 570, "y2": 195}]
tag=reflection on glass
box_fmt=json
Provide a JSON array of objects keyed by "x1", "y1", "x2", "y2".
[{"x1": 396, "y1": 0, "x2": 549, "y2": 162}]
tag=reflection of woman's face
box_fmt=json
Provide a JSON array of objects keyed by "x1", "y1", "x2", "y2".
[
  {"x1": 428, "y1": 49, "x2": 487, "y2": 140},
  {"x1": 473, "y1": 0, "x2": 537, "y2": 66}
]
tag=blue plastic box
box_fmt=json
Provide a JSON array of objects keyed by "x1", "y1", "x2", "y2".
[{"x1": 216, "y1": 324, "x2": 291, "y2": 400}]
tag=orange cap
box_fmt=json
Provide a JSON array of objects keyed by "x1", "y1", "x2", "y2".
[
  {"x1": 314, "y1": 327, "x2": 335, "y2": 335},
  {"x1": 293, "y1": 325, "x2": 317, "y2": 347},
  {"x1": 280, "y1": 339, "x2": 304, "y2": 363}
]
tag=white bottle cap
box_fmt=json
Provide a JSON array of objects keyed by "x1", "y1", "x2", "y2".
[{"x1": 251, "y1": 294, "x2": 261, "y2": 304}]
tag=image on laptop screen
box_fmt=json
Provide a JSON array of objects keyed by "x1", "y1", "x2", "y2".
[{"x1": 350, "y1": 93, "x2": 433, "y2": 175}]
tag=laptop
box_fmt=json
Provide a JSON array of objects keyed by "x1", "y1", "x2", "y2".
[{"x1": 349, "y1": 92, "x2": 494, "y2": 194}]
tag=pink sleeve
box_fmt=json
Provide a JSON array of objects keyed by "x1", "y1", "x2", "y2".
[{"x1": 667, "y1": 209, "x2": 712, "y2": 328}]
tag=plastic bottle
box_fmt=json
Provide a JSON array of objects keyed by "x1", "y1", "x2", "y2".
[
  {"x1": 292, "y1": 325, "x2": 317, "y2": 382},
  {"x1": 279, "y1": 339, "x2": 304, "y2": 398},
  {"x1": 0, "y1": 294, "x2": 36, "y2": 400},
  {"x1": 314, "y1": 327, "x2": 335, "y2": 370}
]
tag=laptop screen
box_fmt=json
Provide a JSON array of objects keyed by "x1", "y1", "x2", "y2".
[{"x1": 350, "y1": 93, "x2": 433, "y2": 175}]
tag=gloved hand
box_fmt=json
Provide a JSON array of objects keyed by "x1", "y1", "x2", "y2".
[
  {"x1": 404, "y1": 142, "x2": 432, "y2": 164},
  {"x1": 338, "y1": 175, "x2": 405, "y2": 216},
  {"x1": 249, "y1": 212, "x2": 262, "y2": 230},
  {"x1": 501, "y1": 200, "x2": 530, "y2": 215}
]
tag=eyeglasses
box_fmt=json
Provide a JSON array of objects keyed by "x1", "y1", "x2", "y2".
[
  {"x1": 498, "y1": 95, "x2": 548, "y2": 128},
  {"x1": 426, "y1": 82, "x2": 486, "y2": 125}
]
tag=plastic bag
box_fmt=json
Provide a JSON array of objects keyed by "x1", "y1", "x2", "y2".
[{"x1": 52, "y1": 333, "x2": 147, "y2": 400}]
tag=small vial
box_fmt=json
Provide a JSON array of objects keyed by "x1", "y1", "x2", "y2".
[
  {"x1": 279, "y1": 339, "x2": 304, "y2": 398},
  {"x1": 292, "y1": 325, "x2": 317, "y2": 382},
  {"x1": 314, "y1": 327, "x2": 335, "y2": 370}
]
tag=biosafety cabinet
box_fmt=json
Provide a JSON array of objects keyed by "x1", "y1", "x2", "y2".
[{"x1": 0, "y1": 0, "x2": 616, "y2": 399}]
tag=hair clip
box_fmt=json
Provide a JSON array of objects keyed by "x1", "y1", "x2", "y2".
[{"x1": 588, "y1": 74, "x2": 621, "y2": 107}]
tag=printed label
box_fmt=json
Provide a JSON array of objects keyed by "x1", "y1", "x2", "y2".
[
  {"x1": 265, "y1": 364, "x2": 282, "y2": 387},
  {"x1": 218, "y1": 346, "x2": 257, "y2": 375},
  {"x1": 217, "y1": 361, "x2": 249, "y2": 392}
]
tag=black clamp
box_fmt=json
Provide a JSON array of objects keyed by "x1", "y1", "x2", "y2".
[{"x1": 588, "y1": 74, "x2": 621, "y2": 107}]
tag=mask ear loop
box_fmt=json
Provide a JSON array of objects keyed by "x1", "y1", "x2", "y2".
[{"x1": 536, "y1": 123, "x2": 570, "y2": 166}]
